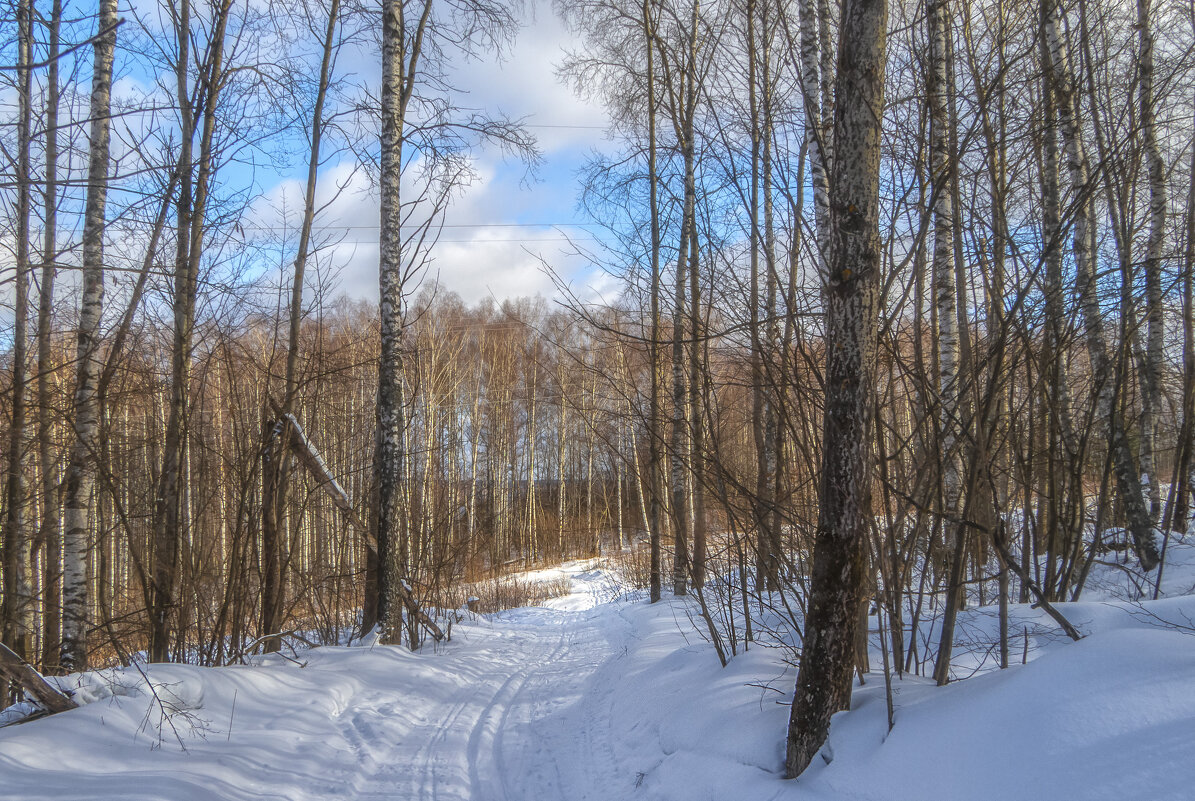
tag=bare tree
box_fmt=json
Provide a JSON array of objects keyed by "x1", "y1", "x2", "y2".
[
  {"x1": 1042, "y1": 0, "x2": 1158, "y2": 571},
  {"x1": 151, "y1": 0, "x2": 236, "y2": 662},
  {"x1": 35, "y1": 0, "x2": 63, "y2": 674},
  {"x1": 261, "y1": 0, "x2": 342, "y2": 653},
  {"x1": 1137, "y1": 0, "x2": 1165, "y2": 523},
  {"x1": 60, "y1": 0, "x2": 118, "y2": 673},
  {"x1": 785, "y1": 0, "x2": 887, "y2": 776},
  {"x1": 2, "y1": 0, "x2": 36, "y2": 666}
]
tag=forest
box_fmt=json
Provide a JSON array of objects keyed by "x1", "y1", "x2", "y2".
[{"x1": 0, "y1": 0, "x2": 1193, "y2": 790}]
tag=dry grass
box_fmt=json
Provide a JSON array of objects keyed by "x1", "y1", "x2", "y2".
[
  {"x1": 607, "y1": 542, "x2": 656, "y2": 590},
  {"x1": 449, "y1": 574, "x2": 575, "y2": 614}
]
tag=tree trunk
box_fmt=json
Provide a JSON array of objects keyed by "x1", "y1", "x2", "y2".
[
  {"x1": 152, "y1": 0, "x2": 232, "y2": 661},
  {"x1": 1042, "y1": 1, "x2": 1158, "y2": 570},
  {"x1": 375, "y1": 0, "x2": 434, "y2": 646},
  {"x1": 36, "y1": 0, "x2": 63, "y2": 674},
  {"x1": 785, "y1": 0, "x2": 887, "y2": 776},
  {"x1": 61, "y1": 0, "x2": 117, "y2": 673},
  {"x1": 644, "y1": 0, "x2": 663, "y2": 604},
  {"x1": 3, "y1": 0, "x2": 36, "y2": 666},
  {"x1": 1138, "y1": 0, "x2": 1165, "y2": 523},
  {"x1": 928, "y1": 0, "x2": 964, "y2": 687},
  {"x1": 1171, "y1": 91, "x2": 1195, "y2": 534},
  {"x1": 261, "y1": 0, "x2": 340, "y2": 652},
  {"x1": 800, "y1": 0, "x2": 830, "y2": 266}
]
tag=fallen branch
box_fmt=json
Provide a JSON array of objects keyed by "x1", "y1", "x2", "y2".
[
  {"x1": 992, "y1": 526, "x2": 1083, "y2": 642},
  {"x1": 0, "y1": 643, "x2": 76, "y2": 714}
]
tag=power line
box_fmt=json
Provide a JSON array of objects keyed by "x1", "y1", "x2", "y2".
[
  {"x1": 523, "y1": 124, "x2": 608, "y2": 130},
  {"x1": 235, "y1": 222, "x2": 603, "y2": 231}
]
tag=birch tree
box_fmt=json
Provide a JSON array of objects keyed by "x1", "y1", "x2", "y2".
[
  {"x1": 1042, "y1": 0, "x2": 1159, "y2": 571},
  {"x1": 35, "y1": 0, "x2": 62, "y2": 673},
  {"x1": 60, "y1": 0, "x2": 118, "y2": 673},
  {"x1": 372, "y1": 0, "x2": 531, "y2": 645},
  {"x1": 1137, "y1": 0, "x2": 1165, "y2": 522},
  {"x1": 785, "y1": 0, "x2": 887, "y2": 775},
  {"x1": 2, "y1": 0, "x2": 35, "y2": 665}
]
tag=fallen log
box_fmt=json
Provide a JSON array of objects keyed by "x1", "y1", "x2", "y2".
[{"x1": 0, "y1": 643, "x2": 76, "y2": 715}]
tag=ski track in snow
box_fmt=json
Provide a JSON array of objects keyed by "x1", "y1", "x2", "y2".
[
  {"x1": 329, "y1": 592, "x2": 632, "y2": 800},
  {"x1": 334, "y1": 572, "x2": 626, "y2": 801},
  {"x1": 0, "y1": 565, "x2": 637, "y2": 801}
]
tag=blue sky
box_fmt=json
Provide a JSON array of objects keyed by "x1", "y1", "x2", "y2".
[{"x1": 267, "y1": 0, "x2": 620, "y2": 307}]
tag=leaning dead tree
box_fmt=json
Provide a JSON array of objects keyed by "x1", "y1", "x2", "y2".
[{"x1": 265, "y1": 399, "x2": 443, "y2": 643}]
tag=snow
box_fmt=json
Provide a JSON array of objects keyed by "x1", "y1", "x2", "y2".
[{"x1": 3, "y1": 553, "x2": 1195, "y2": 800}]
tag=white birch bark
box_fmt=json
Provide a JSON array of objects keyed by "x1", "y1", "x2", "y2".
[
  {"x1": 1042, "y1": 3, "x2": 1159, "y2": 570},
  {"x1": 927, "y1": 0, "x2": 959, "y2": 517},
  {"x1": 3, "y1": 0, "x2": 35, "y2": 663},
  {"x1": 60, "y1": 0, "x2": 117, "y2": 672},
  {"x1": 1138, "y1": 0, "x2": 1165, "y2": 523},
  {"x1": 644, "y1": 0, "x2": 663, "y2": 602},
  {"x1": 376, "y1": 0, "x2": 433, "y2": 646},
  {"x1": 36, "y1": 0, "x2": 62, "y2": 672},
  {"x1": 800, "y1": 0, "x2": 831, "y2": 269}
]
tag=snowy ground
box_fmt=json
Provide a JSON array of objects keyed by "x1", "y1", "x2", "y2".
[{"x1": 2, "y1": 553, "x2": 1195, "y2": 800}]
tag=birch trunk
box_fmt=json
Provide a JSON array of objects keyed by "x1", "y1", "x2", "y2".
[
  {"x1": 2, "y1": 0, "x2": 35, "y2": 664},
  {"x1": 748, "y1": 0, "x2": 769, "y2": 591},
  {"x1": 61, "y1": 0, "x2": 117, "y2": 672},
  {"x1": 557, "y1": 362, "x2": 568, "y2": 555},
  {"x1": 670, "y1": 157, "x2": 692, "y2": 597},
  {"x1": 670, "y1": 0, "x2": 702, "y2": 598},
  {"x1": 928, "y1": 0, "x2": 964, "y2": 687},
  {"x1": 36, "y1": 0, "x2": 62, "y2": 673},
  {"x1": 526, "y1": 360, "x2": 539, "y2": 564},
  {"x1": 644, "y1": 0, "x2": 663, "y2": 603},
  {"x1": 785, "y1": 0, "x2": 886, "y2": 775},
  {"x1": 800, "y1": 0, "x2": 830, "y2": 267},
  {"x1": 689, "y1": 185, "x2": 707, "y2": 587},
  {"x1": 761, "y1": 20, "x2": 781, "y2": 597},
  {"x1": 1042, "y1": 2, "x2": 1158, "y2": 570},
  {"x1": 1138, "y1": 0, "x2": 1165, "y2": 523},
  {"x1": 375, "y1": 0, "x2": 433, "y2": 646},
  {"x1": 1172, "y1": 92, "x2": 1195, "y2": 533}
]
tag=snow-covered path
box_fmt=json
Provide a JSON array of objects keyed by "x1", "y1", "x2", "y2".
[
  {"x1": 0, "y1": 564, "x2": 649, "y2": 801},
  {"x1": 330, "y1": 596, "x2": 631, "y2": 800},
  {"x1": 7, "y1": 556, "x2": 1195, "y2": 801}
]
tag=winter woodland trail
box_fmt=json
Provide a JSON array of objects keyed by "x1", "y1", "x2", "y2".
[
  {"x1": 329, "y1": 570, "x2": 632, "y2": 800},
  {"x1": 7, "y1": 556, "x2": 1195, "y2": 801},
  {"x1": 0, "y1": 564, "x2": 652, "y2": 801}
]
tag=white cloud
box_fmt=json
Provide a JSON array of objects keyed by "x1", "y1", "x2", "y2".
[
  {"x1": 251, "y1": 0, "x2": 619, "y2": 309},
  {"x1": 448, "y1": 0, "x2": 611, "y2": 154}
]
